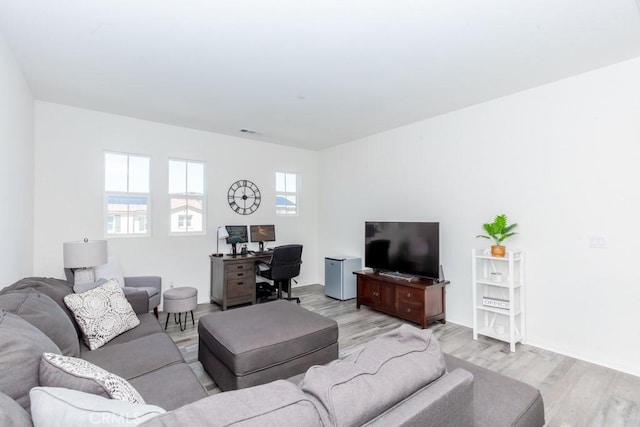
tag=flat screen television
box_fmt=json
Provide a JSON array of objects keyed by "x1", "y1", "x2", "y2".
[{"x1": 365, "y1": 221, "x2": 439, "y2": 279}]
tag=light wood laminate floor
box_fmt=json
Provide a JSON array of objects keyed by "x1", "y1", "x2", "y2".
[{"x1": 165, "y1": 284, "x2": 640, "y2": 427}]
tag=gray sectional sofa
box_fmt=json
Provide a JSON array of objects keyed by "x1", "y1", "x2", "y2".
[
  {"x1": 0, "y1": 276, "x2": 544, "y2": 427},
  {"x1": 0, "y1": 277, "x2": 207, "y2": 420}
]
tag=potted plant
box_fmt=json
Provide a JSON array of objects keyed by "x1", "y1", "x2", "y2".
[{"x1": 476, "y1": 214, "x2": 518, "y2": 257}]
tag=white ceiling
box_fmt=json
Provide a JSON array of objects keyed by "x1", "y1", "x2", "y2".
[{"x1": 1, "y1": 0, "x2": 640, "y2": 150}]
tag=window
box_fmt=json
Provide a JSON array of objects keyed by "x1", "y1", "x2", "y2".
[
  {"x1": 104, "y1": 152, "x2": 150, "y2": 236},
  {"x1": 275, "y1": 172, "x2": 299, "y2": 215},
  {"x1": 177, "y1": 215, "x2": 192, "y2": 229},
  {"x1": 169, "y1": 159, "x2": 205, "y2": 234}
]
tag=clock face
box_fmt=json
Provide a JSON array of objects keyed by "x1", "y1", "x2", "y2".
[{"x1": 228, "y1": 180, "x2": 261, "y2": 215}]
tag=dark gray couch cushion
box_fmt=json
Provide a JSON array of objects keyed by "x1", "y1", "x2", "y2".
[
  {"x1": 80, "y1": 333, "x2": 184, "y2": 380},
  {"x1": 0, "y1": 289, "x2": 79, "y2": 357},
  {"x1": 301, "y1": 324, "x2": 446, "y2": 427},
  {"x1": 0, "y1": 277, "x2": 81, "y2": 337},
  {"x1": 0, "y1": 311, "x2": 60, "y2": 410},
  {"x1": 39, "y1": 353, "x2": 145, "y2": 404},
  {"x1": 365, "y1": 368, "x2": 474, "y2": 427},
  {"x1": 129, "y1": 363, "x2": 208, "y2": 410},
  {"x1": 139, "y1": 380, "x2": 323, "y2": 427},
  {"x1": 0, "y1": 390, "x2": 32, "y2": 427},
  {"x1": 444, "y1": 354, "x2": 545, "y2": 427},
  {"x1": 78, "y1": 313, "x2": 162, "y2": 351},
  {"x1": 198, "y1": 300, "x2": 338, "y2": 375}
]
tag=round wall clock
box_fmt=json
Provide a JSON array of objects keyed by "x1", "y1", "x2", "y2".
[{"x1": 227, "y1": 180, "x2": 261, "y2": 215}]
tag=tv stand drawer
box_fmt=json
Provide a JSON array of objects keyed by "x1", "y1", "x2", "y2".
[{"x1": 355, "y1": 271, "x2": 448, "y2": 329}]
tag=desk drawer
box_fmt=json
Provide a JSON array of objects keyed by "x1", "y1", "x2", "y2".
[
  {"x1": 227, "y1": 277, "x2": 254, "y2": 299},
  {"x1": 226, "y1": 261, "x2": 254, "y2": 273},
  {"x1": 227, "y1": 269, "x2": 252, "y2": 281}
]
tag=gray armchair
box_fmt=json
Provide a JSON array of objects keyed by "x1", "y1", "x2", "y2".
[{"x1": 64, "y1": 269, "x2": 162, "y2": 318}]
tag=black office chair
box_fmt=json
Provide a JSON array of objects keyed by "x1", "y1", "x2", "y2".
[{"x1": 255, "y1": 244, "x2": 303, "y2": 304}]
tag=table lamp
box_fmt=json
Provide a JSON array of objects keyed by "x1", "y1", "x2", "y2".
[
  {"x1": 63, "y1": 238, "x2": 108, "y2": 285},
  {"x1": 214, "y1": 226, "x2": 229, "y2": 257}
]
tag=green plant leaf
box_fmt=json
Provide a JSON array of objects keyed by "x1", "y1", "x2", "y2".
[{"x1": 477, "y1": 214, "x2": 518, "y2": 246}]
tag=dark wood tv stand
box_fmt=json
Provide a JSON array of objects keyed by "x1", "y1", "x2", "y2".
[{"x1": 354, "y1": 270, "x2": 449, "y2": 329}]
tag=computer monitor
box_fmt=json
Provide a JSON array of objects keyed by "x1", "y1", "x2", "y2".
[
  {"x1": 225, "y1": 225, "x2": 248, "y2": 255},
  {"x1": 250, "y1": 225, "x2": 276, "y2": 252}
]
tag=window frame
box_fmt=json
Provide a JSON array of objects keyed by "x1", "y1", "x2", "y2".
[
  {"x1": 168, "y1": 158, "x2": 206, "y2": 236},
  {"x1": 275, "y1": 171, "x2": 300, "y2": 216},
  {"x1": 103, "y1": 151, "x2": 152, "y2": 238}
]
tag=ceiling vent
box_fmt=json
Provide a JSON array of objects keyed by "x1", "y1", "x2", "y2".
[{"x1": 240, "y1": 129, "x2": 258, "y2": 135}]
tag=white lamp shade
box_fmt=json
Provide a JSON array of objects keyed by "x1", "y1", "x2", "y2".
[
  {"x1": 63, "y1": 240, "x2": 108, "y2": 268},
  {"x1": 217, "y1": 226, "x2": 229, "y2": 240}
]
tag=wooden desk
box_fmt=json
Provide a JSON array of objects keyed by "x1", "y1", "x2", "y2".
[
  {"x1": 354, "y1": 271, "x2": 449, "y2": 329},
  {"x1": 210, "y1": 253, "x2": 272, "y2": 310}
]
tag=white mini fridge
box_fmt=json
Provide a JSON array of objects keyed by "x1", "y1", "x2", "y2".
[{"x1": 324, "y1": 256, "x2": 361, "y2": 300}]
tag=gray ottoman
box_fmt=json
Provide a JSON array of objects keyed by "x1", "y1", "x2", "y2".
[
  {"x1": 163, "y1": 287, "x2": 197, "y2": 331},
  {"x1": 198, "y1": 300, "x2": 339, "y2": 391}
]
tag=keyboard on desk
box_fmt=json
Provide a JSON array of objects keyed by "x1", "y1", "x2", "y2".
[{"x1": 253, "y1": 251, "x2": 272, "y2": 256}]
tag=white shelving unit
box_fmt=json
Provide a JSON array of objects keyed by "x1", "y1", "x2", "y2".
[{"x1": 472, "y1": 248, "x2": 525, "y2": 352}]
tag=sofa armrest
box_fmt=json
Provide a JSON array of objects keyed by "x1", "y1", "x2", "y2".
[
  {"x1": 364, "y1": 368, "x2": 474, "y2": 427},
  {"x1": 124, "y1": 276, "x2": 162, "y2": 292},
  {"x1": 122, "y1": 288, "x2": 149, "y2": 315}
]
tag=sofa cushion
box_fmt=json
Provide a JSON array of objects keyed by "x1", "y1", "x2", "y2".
[
  {"x1": 64, "y1": 280, "x2": 140, "y2": 350},
  {"x1": 30, "y1": 387, "x2": 164, "y2": 427},
  {"x1": 79, "y1": 313, "x2": 162, "y2": 351},
  {"x1": 0, "y1": 289, "x2": 79, "y2": 357},
  {"x1": 139, "y1": 380, "x2": 322, "y2": 427},
  {"x1": 39, "y1": 353, "x2": 145, "y2": 404},
  {"x1": 0, "y1": 390, "x2": 32, "y2": 427},
  {"x1": 0, "y1": 277, "x2": 81, "y2": 337},
  {"x1": 444, "y1": 353, "x2": 545, "y2": 427},
  {"x1": 128, "y1": 363, "x2": 208, "y2": 411},
  {"x1": 0, "y1": 311, "x2": 61, "y2": 410},
  {"x1": 80, "y1": 333, "x2": 184, "y2": 381},
  {"x1": 301, "y1": 324, "x2": 446, "y2": 427}
]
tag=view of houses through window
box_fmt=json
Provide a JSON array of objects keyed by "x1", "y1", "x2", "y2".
[
  {"x1": 169, "y1": 159, "x2": 205, "y2": 233},
  {"x1": 276, "y1": 171, "x2": 299, "y2": 215},
  {"x1": 104, "y1": 152, "x2": 150, "y2": 236}
]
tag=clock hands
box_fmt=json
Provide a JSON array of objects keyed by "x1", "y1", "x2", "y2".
[{"x1": 228, "y1": 180, "x2": 261, "y2": 215}]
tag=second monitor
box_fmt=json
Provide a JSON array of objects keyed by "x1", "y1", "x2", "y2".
[{"x1": 250, "y1": 224, "x2": 276, "y2": 252}]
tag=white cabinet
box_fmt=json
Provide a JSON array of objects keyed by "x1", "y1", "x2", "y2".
[{"x1": 472, "y1": 249, "x2": 525, "y2": 352}]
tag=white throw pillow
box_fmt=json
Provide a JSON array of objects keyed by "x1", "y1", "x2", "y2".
[
  {"x1": 94, "y1": 256, "x2": 126, "y2": 288},
  {"x1": 40, "y1": 352, "x2": 145, "y2": 404},
  {"x1": 30, "y1": 387, "x2": 165, "y2": 427},
  {"x1": 64, "y1": 280, "x2": 140, "y2": 350}
]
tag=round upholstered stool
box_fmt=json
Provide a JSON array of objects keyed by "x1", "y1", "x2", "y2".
[{"x1": 163, "y1": 287, "x2": 198, "y2": 331}]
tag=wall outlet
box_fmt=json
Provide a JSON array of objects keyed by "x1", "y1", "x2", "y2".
[{"x1": 589, "y1": 236, "x2": 607, "y2": 249}]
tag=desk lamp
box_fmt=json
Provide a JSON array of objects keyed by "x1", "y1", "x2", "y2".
[
  {"x1": 63, "y1": 238, "x2": 108, "y2": 285},
  {"x1": 214, "y1": 226, "x2": 229, "y2": 257}
]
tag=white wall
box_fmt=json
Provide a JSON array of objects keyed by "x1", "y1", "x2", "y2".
[
  {"x1": 34, "y1": 102, "x2": 319, "y2": 306},
  {"x1": 319, "y1": 56, "x2": 640, "y2": 377},
  {"x1": 0, "y1": 34, "x2": 34, "y2": 285}
]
